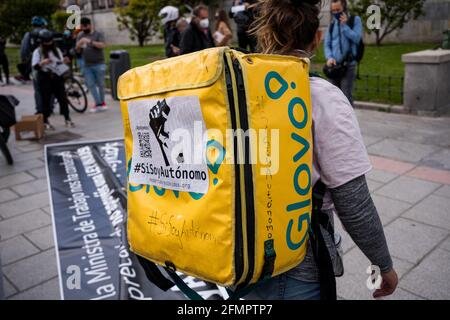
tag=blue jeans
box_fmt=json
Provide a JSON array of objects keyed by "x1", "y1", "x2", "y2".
[
  {"x1": 32, "y1": 76, "x2": 43, "y2": 114},
  {"x1": 331, "y1": 64, "x2": 356, "y2": 106},
  {"x1": 76, "y1": 58, "x2": 85, "y2": 75},
  {"x1": 243, "y1": 274, "x2": 321, "y2": 300},
  {"x1": 83, "y1": 63, "x2": 106, "y2": 106}
]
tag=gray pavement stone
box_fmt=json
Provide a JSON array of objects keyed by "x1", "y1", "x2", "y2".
[
  {"x1": 366, "y1": 169, "x2": 399, "y2": 184},
  {"x1": 2, "y1": 276, "x2": 17, "y2": 298},
  {"x1": 24, "y1": 225, "x2": 54, "y2": 251},
  {"x1": 371, "y1": 194, "x2": 412, "y2": 226},
  {"x1": 0, "y1": 159, "x2": 44, "y2": 178},
  {"x1": 0, "y1": 150, "x2": 44, "y2": 166},
  {"x1": 0, "y1": 172, "x2": 35, "y2": 189},
  {"x1": 439, "y1": 236, "x2": 450, "y2": 252},
  {"x1": 0, "y1": 189, "x2": 19, "y2": 203},
  {"x1": 27, "y1": 167, "x2": 47, "y2": 179},
  {"x1": 11, "y1": 179, "x2": 48, "y2": 197},
  {"x1": 0, "y1": 209, "x2": 51, "y2": 240},
  {"x1": 420, "y1": 149, "x2": 450, "y2": 171},
  {"x1": 367, "y1": 179, "x2": 383, "y2": 192},
  {"x1": 14, "y1": 143, "x2": 44, "y2": 153},
  {"x1": 401, "y1": 248, "x2": 450, "y2": 300},
  {"x1": 434, "y1": 185, "x2": 450, "y2": 198},
  {"x1": 0, "y1": 191, "x2": 49, "y2": 219},
  {"x1": 3, "y1": 249, "x2": 58, "y2": 291},
  {"x1": 362, "y1": 135, "x2": 383, "y2": 147},
  {"x1": 403, "y1": 195, "x2": 450, "y2": 230},
  {"x1": 336, "y1": 247, "x2": 414, "y2": 300},
  {"x1": 8, "y1": 277, "x2": 60, "y2": 300},
  {"x1": 383, "y1": 218, "x2": 449, "y2": 264},
  {"x1": 375, "y1": 176, "x2": 441, "y2": 204},
  {"x1": 368, "y1": 139, "x2": 439, "y2": 163},
  {"x1": 383, "y1": 288, "x2": 425, "y2": 300},
  {"x1": 0, "y1": 235, "x2": 39, "y2": 265}
]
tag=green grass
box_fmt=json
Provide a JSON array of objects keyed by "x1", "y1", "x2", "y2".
[
  {"x1": 5, "y1": 42, "x2": 438, "y2": 104},
  {"x1": 310, "y1": 42, "x2": 437, "y2": 104},
  {"x1": 106, "y1": 44, "x2": 165, "y2": 68}
]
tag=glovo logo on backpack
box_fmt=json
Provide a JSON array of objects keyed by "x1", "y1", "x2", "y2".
[{"x1": 118, "y1": 47, "x2": 312, "y2": 287}]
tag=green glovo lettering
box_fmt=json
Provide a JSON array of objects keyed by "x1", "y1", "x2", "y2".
[{"x1": 285, "y1": 95, "x2": 311, "y2": 251}]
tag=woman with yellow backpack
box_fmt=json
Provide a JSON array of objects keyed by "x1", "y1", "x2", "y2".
[{"x1": 243, "y1": 0, "x2": 398, "y2": 300}]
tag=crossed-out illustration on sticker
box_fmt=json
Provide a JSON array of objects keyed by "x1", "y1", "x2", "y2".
[{"x1": 149, "y1": 99, "x2": 171, "y2": 166}]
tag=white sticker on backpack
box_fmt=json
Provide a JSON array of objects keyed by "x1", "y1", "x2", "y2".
[{"x1": 127, "y1": 96, "x2": 209, "y2": 194}]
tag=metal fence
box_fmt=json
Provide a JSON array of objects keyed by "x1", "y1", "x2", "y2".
[{"x1": 353, "y1": 74, "x2": 404, "y2": 105}]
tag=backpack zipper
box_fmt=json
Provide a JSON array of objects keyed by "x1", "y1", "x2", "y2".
[
  {"x1": 232, "y1": 58, "x2": 256, "y2": 287},
  {"x1": 224, "y1": 57, "x2": 245, "y2": 284}
]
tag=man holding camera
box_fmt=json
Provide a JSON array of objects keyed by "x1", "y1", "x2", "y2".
[{"x1": 324, "y1": 0, "x2": 363, "y2": 106}]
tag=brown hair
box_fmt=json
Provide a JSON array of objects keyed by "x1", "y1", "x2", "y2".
[
  {"x1": 250, "y1": 0, "x2": 322, "y2": 54},
  {"x1": 215, "y1": 9, "x2": 232, "y2": 32},
  {"x1": 332, "y1": 0, "x2": 347, "y2": 11},
  {"x1": 193, "y1": 4, "x2": 208, "y2": 17}
]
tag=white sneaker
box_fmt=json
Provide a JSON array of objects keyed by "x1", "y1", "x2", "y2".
[
  {"x1": 89, "y1": 106, "x2": 100, "y2": 113},
  {"x1": 99, "y1": 102, "x2": 109, "y2": 111}
]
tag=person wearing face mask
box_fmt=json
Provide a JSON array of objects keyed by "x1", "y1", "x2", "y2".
[
  {"x1": 179, "y1": 5, "x2": 215, "y2": 55},
  {"x1": 76, "y1": 17, "x2": 107, "y2": 113},
  {"x1": 32, "y1": 29, "x2": 74, "y2": 130},
  {"x1": 324, "y1": 0, "x2": 362, "y2": 106},
  {"x1": 242, "y1": 0, "x2": 397, "y2": 300}
]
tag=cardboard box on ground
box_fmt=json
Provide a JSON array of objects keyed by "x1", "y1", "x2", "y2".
[{"x1": 14, "y1": 114, "x2": 44, "y2": 141}]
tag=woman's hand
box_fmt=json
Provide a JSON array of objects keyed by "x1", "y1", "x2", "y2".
[
  {"x1": 373, "y1": 269, "x2": 398, "y2": 299},
  {"x1": 40, "y1": 58, "x2": 52, "y2": 66}
]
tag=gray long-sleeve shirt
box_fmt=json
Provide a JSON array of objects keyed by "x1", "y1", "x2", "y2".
[{"x1": 287, "y1": 175, "x2": 393, "y2": 282}]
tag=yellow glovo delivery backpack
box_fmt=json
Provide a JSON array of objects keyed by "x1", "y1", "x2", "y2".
[{"x1": 118, "y1": 47, "x2": 320, "y2": 299}]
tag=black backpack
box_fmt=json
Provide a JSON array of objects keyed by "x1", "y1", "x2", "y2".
[{"x1": 329, "y1": 15, "x2": 365, "y2": 63}]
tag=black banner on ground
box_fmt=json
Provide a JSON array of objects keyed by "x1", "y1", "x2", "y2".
[{"x1": 45, "y1": 139, "x2": 226, "y2": 300}]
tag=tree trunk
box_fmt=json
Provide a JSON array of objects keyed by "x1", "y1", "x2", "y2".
[{"x1": 138, "y1": 36, "x2": 145, "y2": 47}]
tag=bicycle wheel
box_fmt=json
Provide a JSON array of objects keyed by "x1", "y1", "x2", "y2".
[
  {"x1": 65, "y1": 77, "x2": 88, "y2": 113},
  {"x1": 0, "y1": 134, "x2": 13, "y2": 165}
]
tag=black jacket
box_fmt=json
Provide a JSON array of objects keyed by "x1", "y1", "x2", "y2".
[
  {"x1": 179, "y1": 22, "x2": 215, "y2": 55},
  {"x1": 164, "y1": 23, "x2": 181, "y2": 58}
]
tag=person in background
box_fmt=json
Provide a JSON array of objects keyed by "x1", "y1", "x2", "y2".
[
  {"x1": 54, "y1": 29, "x2": 76, "y2": 70},
  {"x1": 0, "y1": 36, "x2": 10, "y2": 85},
  {"x1": 20, "y1": 16, "x2": 48, "y2": 114},
  {"x1": 245, "y1": 0, "x2": 398, "y2": 300},
  {"x1": 159, "y1": 6, "x2": 183, "y2": 57},
  {"x1": 179, "y1": 5, "x2": 215, "y2": 55},
  {"x1": 76, "y1": 17, "x2": 107, "y2": 113},
  {"x1": 231, "y1": 0, "x2": 257, "y2": 52},
  {"x1": 176, "y1": 18, "x2": 189, "y2": 35},
  {"x1": 20, "y1": 16, "x2": 48, "y2": 80},
  {"x1": 324, "y1": 0, "x2": 362, "y2": 106},
  {"x1": 213, "y1": 9, "x2": 233, "y2": 47},
  {"x1": 32, "y1": 29, "x2": 74, "y2": 130},
  {"x1": 73, "y1": 27, "x2": 85, "y2": 74}
]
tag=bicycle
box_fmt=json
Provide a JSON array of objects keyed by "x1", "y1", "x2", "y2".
[{"x1": 63, "y1": 73, "x2": 88, "y2": 113}]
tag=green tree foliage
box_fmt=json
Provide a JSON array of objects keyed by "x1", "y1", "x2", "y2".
[
  {"x1": 51, "y1": 11, "x2": 71, "y2": 33},
  {"x1": 114, "y1": 0, "x2": 215, "y2": 47},
  {"x1": 0, "y1": 0, "x2": 60, "y2": 44},
  {"x1": 350, "y1": 0, "x2": 426, "y2": 46}
]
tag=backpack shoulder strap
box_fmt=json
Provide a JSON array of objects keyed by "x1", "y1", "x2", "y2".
[
  {"x1": 309, "y1": 180, "x2": 337, "y2": 300},
  {"x1": 348, "y1": 15, "x2": 355, "y2": 29}
]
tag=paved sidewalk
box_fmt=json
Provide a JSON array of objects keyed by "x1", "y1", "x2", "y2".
[{"x1": 1, "y1": 83, "x2": 449, "y2": 300}]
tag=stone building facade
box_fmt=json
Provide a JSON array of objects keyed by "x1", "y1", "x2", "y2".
[{"x1": 62, "y1": 0, "x2": 450, "y2": 46}]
